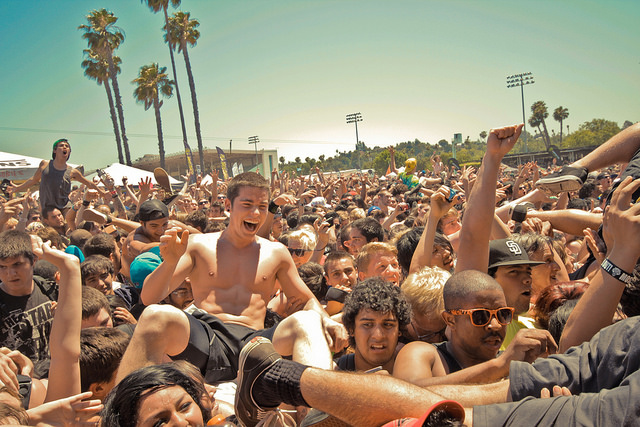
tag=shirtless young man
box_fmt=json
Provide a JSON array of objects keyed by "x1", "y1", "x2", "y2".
[{"x1": 116, "y1": 172, "x2": 348, "y2": 384}]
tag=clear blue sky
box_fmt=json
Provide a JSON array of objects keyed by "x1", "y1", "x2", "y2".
[{"x1": 1, "y1": 0, "x2": 638, "y2": 171}]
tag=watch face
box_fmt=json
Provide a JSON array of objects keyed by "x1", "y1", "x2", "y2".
[{"x1": 612, "y1": 267, "x2": 621, "y2": 276}]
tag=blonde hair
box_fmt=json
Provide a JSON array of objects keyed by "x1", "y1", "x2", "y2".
[
  {"x1": 349, "y1": 208, "x2": 366, "y2": 221},
  {"x1": 287, "y1": 228, "x2": 317, "y2": 251},
  {"x1": 356, "y1": 242, "x2": 397, "y2": 272},
  {"x1": 401, "y1": 266, "x2": 450, "y2": 315}
]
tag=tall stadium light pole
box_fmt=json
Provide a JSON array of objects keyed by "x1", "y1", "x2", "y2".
[
  {"x1": 346, "y1": 112, "x2": 363, "y2": 169},
  {"x1": 248, "y1": 135, "x2": 260, "y2": 175},
  {"x1": 507, "y1": 72, "x2": 535, "y2": 153}
]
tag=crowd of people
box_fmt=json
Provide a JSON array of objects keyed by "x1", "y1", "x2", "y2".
[{"x1": 0, "y1": 122, "x2": 639, "y2": 426}]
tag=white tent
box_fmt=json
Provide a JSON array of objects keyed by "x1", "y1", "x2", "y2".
[
  {"x1": 88, "y1": 163, "x2": 182, "y2": 187},
  {"x1": 0, "y1": 151, "x2": 79, "y2": 181}
]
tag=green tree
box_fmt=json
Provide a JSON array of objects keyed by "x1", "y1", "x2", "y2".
[
  {"x1": 142, "y1": 0, "x2": 191, "y2": 164},
  {"x1": 79, "y1": 9, "x2": 131, "y2": 165},
  {"x1": 563, "y1": 118, "x2": 620, "y2": 149},
  {"x1": 81, "y1": 48, "x2": 124, "y2": 164},
  {"x1": 279, "y1": 156, "x2": 285, "y2": 168},
  {"x1": 166, "y1": 11, "x2": 203, "y2": 170},
  {"x1": 529, "y1": 101, "x2": 552, "y2": 150},
  {"x1": 133, "y1": 63, "x2": 174, "y2": 169},
  {"x1": 553, "y1": 106, "x2": 569, "y2": 143},
  {"x1": 438, "y1": 139, "x2": 450, "y2": 152}
]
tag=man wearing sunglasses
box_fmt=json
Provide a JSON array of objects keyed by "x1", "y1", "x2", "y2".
[{"x1": 394, "y1": 270, "x2": 555, "y2": 387}]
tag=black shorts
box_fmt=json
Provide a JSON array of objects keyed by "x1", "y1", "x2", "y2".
[{"x1": 171, "y1": 311, "x2": 277, "y2": 384}]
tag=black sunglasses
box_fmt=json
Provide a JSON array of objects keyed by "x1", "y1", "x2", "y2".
[
  {"x1": 288, "y1": 248, "x2": 310, "y2": 257},
  {"x1": 447, "y1": 307, "x2": 514, "y2": 327}
]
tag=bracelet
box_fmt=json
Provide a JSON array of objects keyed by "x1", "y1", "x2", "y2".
[
  {"x1": 268, "y1": 200, "x2": 279, "y2": 214},
  {"x1": 82, "y1": 200, "x2": 90, "y2": 207},
  {"x1": 601, "y1": 258, "x2": 634, "y2": 285}
]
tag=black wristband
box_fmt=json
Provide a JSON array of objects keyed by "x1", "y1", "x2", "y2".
[
  {"x1": 82, "y1": 200, "x2": 90, "y2": 207},
  {"x1": 268, "y1": 200, "x2": 279, "y2": 214},
  {"x1": 601, "y1": 258, "x2": 634, "y2": 285}
]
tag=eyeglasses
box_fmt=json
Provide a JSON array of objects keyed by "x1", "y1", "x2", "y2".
[
  {"x1": 288, "y1": 248, "x2": 310, "y2": 257},
  {"x1": 446, "y1": 307, "x2": 514, "y2": 327},
  {"x1": 198, "y1": 201, "x2": 209, "y2": 206},
  {"x1": 217, "y1": 195, "x2": 226, "y2": 199},
  {"x1": 411, "y1": 320, "x2": 446, "y2": 342}
]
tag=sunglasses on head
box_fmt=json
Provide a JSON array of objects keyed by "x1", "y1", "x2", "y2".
[
  {"x1": 447, "y1": 307, "x2": 514, "y2": 327},
  {"x1": 288, "y1": 248, "x2": 309, "y2": 257}
]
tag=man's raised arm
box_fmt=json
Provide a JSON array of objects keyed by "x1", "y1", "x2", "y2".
[
  {"x1": 140, "y1": 228, "x2": 194, "y2": 305},
  {"x1": 456, "y1": 124, "x2": 523, "y2": 273}
]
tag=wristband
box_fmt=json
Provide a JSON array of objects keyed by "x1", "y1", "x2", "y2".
[
  {"x1": 314, "y1": 246, "x2": 326, "y2": 252},
  {"x1": 110, "y1": 190, "x2": 118, "y2": 197},
  {"x1": 82, "y1": 200, "x2": 90, "y2": 207},
  {"x1": 268, "y1": 200, "x2": 279, "y2": 214},
  {"x1": 601, "y1": 258, "x2": 634, "y2": 285}
]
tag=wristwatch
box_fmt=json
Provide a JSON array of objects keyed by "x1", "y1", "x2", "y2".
[{"x1": 601, "y1": 258, "x2": 634, "y2": 285}]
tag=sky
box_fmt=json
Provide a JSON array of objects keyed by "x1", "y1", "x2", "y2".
[{"x1": 0, "y1": 0, "x2": 638, "y2": 172}]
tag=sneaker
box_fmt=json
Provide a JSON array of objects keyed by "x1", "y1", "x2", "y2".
[
  {"x1": 153, "y1": 167, "x2": 173, "y2": 193},
  {"x1": 535, "y1": 166, "x2": 588, "y2": 193},
  {"x1": 83, "y1": 208, "x2": 109, "y2": 225},
  {"x1": 235, "y1": 337, "x2": 283, "y2": 427}
]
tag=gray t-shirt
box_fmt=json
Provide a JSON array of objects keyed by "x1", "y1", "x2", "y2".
[
  {"x1": 473, "y1": 316, "x2": 640, "y2": 426},
  {"x1": 39, "y1": 162, "x2": 72, "y2": 211}
]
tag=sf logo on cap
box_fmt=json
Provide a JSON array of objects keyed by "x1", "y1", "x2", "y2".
[{"x1": 505, "y1": 240, "x2": 522, "y2": 255}]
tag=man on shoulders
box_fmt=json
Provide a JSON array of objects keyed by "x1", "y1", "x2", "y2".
[
  {"x1": 117, "y1": 172, "x2": 348, "y2": 385},
  {"x1": 8, "y1": 139, "x2": 104, "y2": 211}
]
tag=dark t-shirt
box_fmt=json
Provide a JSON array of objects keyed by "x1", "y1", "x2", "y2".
[
  {"x1": 473, "y1": 316, "x2": 640, "y2": 426},
  {"x1": 0, "y1": 277, "x2": 56, "y2": 378}
]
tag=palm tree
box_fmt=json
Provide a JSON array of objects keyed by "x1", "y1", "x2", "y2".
[
  {"x1": 530, "y1": 101, "x2": 552, "y2": 150},
  {"x1": 81, "y1": 49, "x2": 124, "y2": 164},
  {"x1": 141, "y1": 0, "x2": 191, "y2": 160},
  {"x1": 133, "y1": 64, "x2": 174, "y2": 169},
  {"x1": 79, "y1": 9, "x2": 132, "y2": 165},
  {"x1": 553, "y1": 106, "x2": 569, "y2": 144},
  {"x1": 165, "y1": 11, "x2": 203, "y2": 171}
]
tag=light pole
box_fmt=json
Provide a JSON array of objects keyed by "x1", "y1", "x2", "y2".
[
  {"x1": 248, "y1": 135, "x2": 260, "y2": 175},
  {"x1": 346, "y1": 113, "x2": 363, "y2": 169},
  {"x1": 507, "y1": 72, "x2": 535, "y2": 153}
]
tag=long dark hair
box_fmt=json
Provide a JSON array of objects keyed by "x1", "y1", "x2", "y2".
[{"x1": 100, "y1": 362, "x2": 211, "y2": 427}]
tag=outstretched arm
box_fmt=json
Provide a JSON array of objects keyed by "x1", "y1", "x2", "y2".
[
  {"x1": 8, "y1": 161, "x2": 45, "y2": 194},
  {"x1": 456, "y1": 125, "x2": 523, "y2": 273},
  {"x1": 559, "y1": 177, "x2": 640, "y2": 352},
  {"x1": 31, "y1": 236, "x2": 83, "y2": 403}
]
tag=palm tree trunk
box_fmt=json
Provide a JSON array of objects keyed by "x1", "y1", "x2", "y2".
[
  {"x1": 104, "y1": 80, "x2": 124, "y2": 164},
  {"x1": 163, "y1": 7, "x2": 190, "y2": 164},
  {"x1": 154, "y1": 97, "x2": 166, "y2": 169},
  {"x1": 541, "y1": 119, "x2": 552, "y2": 150},
  {"x1": 182, "y1": 45, "x2": 204, "y2": 171},
  {"x1": 559, "y1": 119, "x2": 563, "y2": 143},
  {"x1": 106, "y1": 49, "x2": 132, "y2": 165}
]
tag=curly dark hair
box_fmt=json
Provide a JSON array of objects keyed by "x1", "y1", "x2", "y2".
[{"x1": 342, "y1": 277, "x2": 411, "y2": 347}]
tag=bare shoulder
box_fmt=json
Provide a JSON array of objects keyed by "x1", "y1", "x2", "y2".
[
  {"x1": 38, "y1": 160, "x2": 49, "y2": 171},
  {"x1": 257, "y1": 235, "x2": 288, "y2": 256},
  {"x1": 397, "y1": 341, "x2": 439, "y2": 359},
  {"x1": 188, "y1": 231, "x2": 221, "y2": 252}
]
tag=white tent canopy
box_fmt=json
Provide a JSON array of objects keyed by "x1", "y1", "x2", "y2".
[
  {"x1": 87, "y1": 163, "x2": 182, "y2": 187},
  {"x1": 0, "y1": 151, "x2": 79, "y2": 181}
]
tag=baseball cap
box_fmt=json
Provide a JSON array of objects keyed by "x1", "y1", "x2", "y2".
[
  {"x1": 129, "y1": 246, "x2": 162, "y2": 289},
  {"x1": 381, "y1": 400, "x2": 465, "y2": 426},
  {"x1": 488, "y1": 238, "x2": 544, "y2": 269},
  {"x1": 139, "y1": 199, "x2": 169, "y2": 222}
]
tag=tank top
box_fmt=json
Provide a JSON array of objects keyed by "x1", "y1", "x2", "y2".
[
  {"x1": 435, "y1": 341, "x2": 463, "y2": 373},
  {"x1": 39, "y1": 162, "x2": 72, "y2": 211}
]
